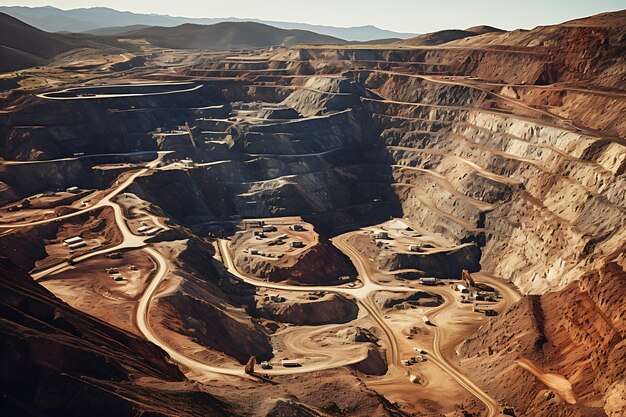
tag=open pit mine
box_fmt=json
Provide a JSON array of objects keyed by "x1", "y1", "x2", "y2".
[{"x1": 0, "y1": 7, "x2": 625, "y2": 417}]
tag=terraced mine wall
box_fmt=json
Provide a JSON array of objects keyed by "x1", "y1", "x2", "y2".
[
  {"x1": 2, "y1": 14, "x2": 625, "y2": 417},
  {"x1": 3, "y1": 52, "x2": 624, "y2": 297}
]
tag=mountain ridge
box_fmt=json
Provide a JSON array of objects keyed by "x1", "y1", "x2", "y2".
[{"x1": 0, "y1": 5, "x2": 418, "y2": 41}]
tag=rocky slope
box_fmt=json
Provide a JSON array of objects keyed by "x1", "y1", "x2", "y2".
[
  {"x1": 0, "y1": 257, "x2": 231, "y2": 417},
  {"x1": 459, "y1": 245, "x2": 626, "y2": 416},
  {"x1": 0, "y1": 256, "x2": 407, "y2": 416},
  {"x1": 0, "y1": 12, "x2": 127, "y2": 72}
]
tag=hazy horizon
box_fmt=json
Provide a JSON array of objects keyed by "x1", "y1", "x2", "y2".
[{"x1": 3, "y1": 0, "x2": 625, "y2": 33}]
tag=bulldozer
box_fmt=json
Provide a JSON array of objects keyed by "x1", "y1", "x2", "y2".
[{"x1": 244, "y1": 355, "x2": 256, "y2": 375}]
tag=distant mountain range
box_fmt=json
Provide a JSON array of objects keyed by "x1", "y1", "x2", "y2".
[
  {"x1": 121, "y1": 22, "x2": 348, "y2": 49},
  {"x1": 0, "y1": 12, "x2": 352, "y2": 72},
  {"x1": 0, "y1": 12, "x2": 124, "y2": 72},
  {"x1": 0, "y1": 6, "x2": 418, "y2": 41}
]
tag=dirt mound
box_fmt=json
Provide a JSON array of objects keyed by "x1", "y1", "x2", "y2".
[
  {"x1": 350, "y1": 347, "x2": 388, "y2": 376},
  {"x1": 252, "y1": 293, "x2": 358, "y2": 325},
  {"x1": 380, "y1": 291, "x2": 444, "y2": 309},
  {"x1": 263, "y1": 399, "x2": 321, "y2": 417},
  {"x1": 232, "y1": 233, "x2": 356, "y2": 285},
  {"x1": 348, "y1": 234, "x2": 481, "y2": 279}
]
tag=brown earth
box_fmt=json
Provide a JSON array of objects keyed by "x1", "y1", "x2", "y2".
[{"x1": 0, "y1": 8, "x2": 625, "y2": 417}]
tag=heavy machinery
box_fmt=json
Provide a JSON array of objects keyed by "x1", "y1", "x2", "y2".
[
  {"x1": 244, "y1": 356, "x2": 256, "y2": 375},
  {"x1": 462, "y1": 269, "x2": 475, "y2": 289}
]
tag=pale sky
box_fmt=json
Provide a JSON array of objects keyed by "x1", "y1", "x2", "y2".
[{"x1": 3, "y1": 0, "x2": 626, "y2": 33}]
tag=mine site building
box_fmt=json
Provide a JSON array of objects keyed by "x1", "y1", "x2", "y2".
[
  {"x1": 137, "y1": 225, "x2": 150, "y2": 233},
  {"x1": 371, "y1": 230, "x2": 389, "y2": 239},
  {"x1": 408, "y1": 244, "x2": 423, "y2": 252},
  {"x1": 68, "y1": 241, "x2": 86, "y2": 250},
  {"x1": 291, "y1": 240, "x2": 304, "y2": 248},
  {"x1": 244, "y1": 220, "x2": 265, "y2": 228},
  {"x1": 457, "y1": 284, "x2": 469, "y2": 294},
  {"x1": 66, "y1": 186, "x2": 80, "y2": 193},
  {"x1": 281, "y1": 359, "x2": 300, "y2": 367},
  {"x1": 63, "y1": 237, "x2": 83, "y2": 245},
  {"x1": 388, "y1": 219, "x2": 412, "y2": 232},
  {"x1": 144, "y1": 227, "x2": 160, "y2": 235},
  {"x1": 420, "y1": 278, "x2": 437, "y2": 286},
  {"x1": 249, "y1": 248, "x2": 259, "y2": 255},
  {"x1": 262, "y1": 225, "x2": 277, "y2": 232},
  {"x1": 289, "y1": 224, "x2": 305, "y2": 231}
]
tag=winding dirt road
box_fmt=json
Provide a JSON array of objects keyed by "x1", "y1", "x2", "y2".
[{"x1": 15, "y1": 151, "x2": 509, "y2": 415}]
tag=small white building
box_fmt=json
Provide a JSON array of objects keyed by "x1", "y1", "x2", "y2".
[
  {"x1": 371, "y1": 230, "x2": 388, "y2": 239},
  {"x1": 457, "y1": 284, "x2": 469, "y2": 294},
  {"x1": 420, "y1": 278, "x2": 437, "y2": 286},
  {"x1": 181, "y1": 159, "x2": 194, "y2": 167},
  {"x1": 289, "y1": 224, "x2": 305, "y2": 231},
  {"x1": 68, "y1": 241, "x2": 86, "y2": 250},
  {"x1": 63, "y1": 236, "x2": 83, "y2": 245},
  {"x1": 66, "y1": 186, "x2": 80, "y2": 193},
  {"x1": 244, "y1": 220, "x2": 265, "y2": 228},
  {"x1": 281, "y1": 359, "x2": 300, "y2": 367}
]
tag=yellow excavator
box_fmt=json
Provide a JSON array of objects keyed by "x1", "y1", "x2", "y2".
[
  {"x1": 244, "y1": 355, "x2": 256, "y2": 376},
  {"x1": 462, "y1": 269, "x2": 475, "y2": 289}
]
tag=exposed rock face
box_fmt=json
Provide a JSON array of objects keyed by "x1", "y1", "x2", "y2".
[
  {"x1": 459, "y1": 247, "x2": 626, "y2": 416},
  {"x1": 0, "y1": 257, "x2": 230, "y2": 417},
  {"x1": 160, "y1": 292, "x2": 273, "y2": 363},
  {"x1": 151, "y1": 235, "x2": 273, "y2": 364},
  {"x1": 0, "y1": 85, "x2": 228, "y2": 160},
  {"x1": 282, "y1": 76, "x2": 379, "y2": 117}
]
